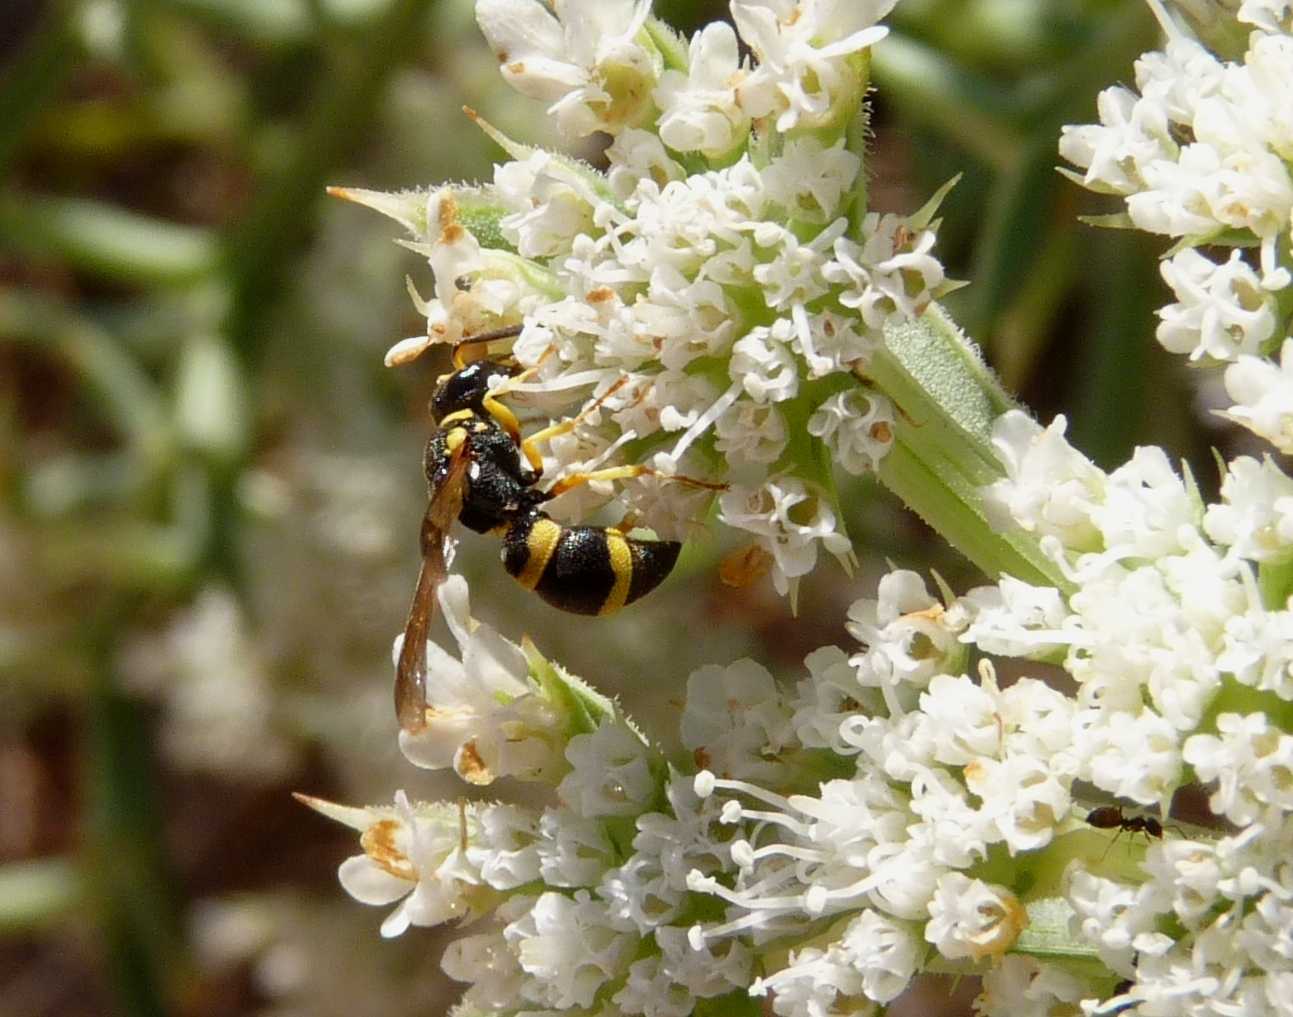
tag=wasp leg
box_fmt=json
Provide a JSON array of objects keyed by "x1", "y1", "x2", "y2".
[
  {"x1": 517, "y1": 376, "x2": 631, "y2": 476},
  {"x1": 481, "y1": 394, "x2": 524, "y2": 444},
  {"x1": 475, "y1": 344, "x2": 560, "y2": 445},
  {"x1": 546, "y1": 463, "x2": 726, "y2": 497}
]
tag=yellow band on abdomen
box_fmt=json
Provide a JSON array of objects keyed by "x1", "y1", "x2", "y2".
[
  {"x1": 598, "y1": 531, "x2": 633, "y2": 616},
  {"x1": 518, "y1": 518, "x2": 562, "y2": 590}
]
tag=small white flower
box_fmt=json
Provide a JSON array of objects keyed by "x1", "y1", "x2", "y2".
[
  {"x1": 846, "y1": 570, "x2": 969, "y2": 711},
  {"x1": 1183, "y1": 712, "x2": 1293, "y2": 824},
  {"x1": 503, "y1": 890, "x2": 633, "y2": 1009},
  {"x1": 975, "y1": 954, "x2": 1086, "y2": 1017},
  {"x1": 732, "y1": 0, "x2": 896, "y2": 132},
  {"x1": 1089, "y1": 445, "x2": 1201, "y2": 561},
  {"x1": 475, "y1": 0, "x2": 659, "y2": 138},
  {"x1": 827, "y1": 215, "x2": 947, "y2": 331},
  {"x1": 557, "y1": 721, "x2": 657, "y2": 818},
  {"x1": 789, "y1": 644, "x2": 868, "y2": 752},
  {"x1": 301, "y1": 792, "x2": 497, "y2": 939},
  {"x1": 681, "y1": 658, "x2": 793, "y2": 782},
  {"x1": 656, "y1": 925, "x2": 752, "y2": 997},
  {"x1": 1076, "y1": 707, "x2": 1183, "y2": 807},
  {"x1": 763, "y1": 137, "x2": 861, "y2": 224},
  {"x1": 983, "y1": 412, "x2": 1105, "y2": 552},
  {"x1": 924, "y1": 872, "x2": 1026, "y2": 961},
  {"x1": 1064, "y1": 867, "x2": 1155, "y2": 972},
  {"x1": 718, "y1": 477, "x2": 851, "y2": 596},
  {"x1": 730, "y1": 320, "x2": 801, "y2": 403},
  {"x1": 613, "y1": 955, "x2": 695, "y2": 1017},
  {"x1": 1240, "y1": 0, "x2": 1293, "y2": 34},
  {"x1": 1058, "y1": 86, "x2": 1175, "y2": 196},
  {"x1": 654, "y1": 22, "x2": 750, "y2": 159},
  {"x1": 906, "y1": 767, "x2": 993, "y2": 868},
  {"x1": 792, "y1": 307, "x2": 875, "y2": 377},
  {"x1": 1218, "y1": 603, "x2": 1293, "y2": 700},
  {"x1": 807, "y1": 388, "x2": 895, "y2": 476},
  {"x1": 1222, "y1": 339, "x2": 1293, "y2": 453},
  {"x1": 752, "y1": 223, "x2": 837, "y2": 310},
  {"x1": 494, "y1": 152, "x2": 596, "y2": 259},
  {"x1": 1203, "y1": 454, "x2": 1293, "y2": 562},
  {"x1": 397, "y1": 576, "x2": 564, "y2": 785},
  {"x1": 1156, "y1": 248, "x2": 1279, "y2": 362},
  {"x1": 537, "y1": 807, "x2": 614, "y2": 887},
  {"x1": 598, "y1": 852, "x2": 684, "y2": 932},
  {"x1": 604, "y1": 128, "x2": 684, "y2": 199},
  {"x1": 442, "y1": 930, "x2": 525, "y2": 1008},
  {"x1": 964, "y1": 752, "x2": 1071, "y2": 854},
  {"x1": 960, "y1": 577, "x2": 1071, "y2": 658},
  {"x1": 1134, "y1": 36, "x2": 1225, "y2": 129},
  {"x1": 714, "y1": 398, "x2": 789, "y2": 469}
]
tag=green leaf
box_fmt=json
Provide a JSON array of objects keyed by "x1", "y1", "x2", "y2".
[
  {"x1": 867, "y1": 308, "x2": 1070, "y2": 589},
  {"x1": 0, "y1": 193, "x2": 218, "y2": 286},
  {"x1": 645, "y1": 16, "x2": 689, "y2": 72},
  {"x1": 1076, "y1": 211, "x2": 1136, "y2": 230},
  {"x1": 909, "y1": 173, "x2": 963, "y2": 232},
  {"x1": 467, "y1": 110, "x2": 624, "y2": 213},
  {"x1": 1013, "y1": 896, "x2": 1105, "y2": 967},
  {"x1": 524, "y1": 636, "x2": 616, "y2": 738}
]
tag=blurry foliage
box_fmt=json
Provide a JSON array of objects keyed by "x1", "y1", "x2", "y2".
[{"x1": 0, "y1": 0, "x2": 1234, "y2": 1015}]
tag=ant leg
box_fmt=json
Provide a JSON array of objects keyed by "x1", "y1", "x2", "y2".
[{"x1": 547, "y1": 463, "x2": 726, "y2": 498}]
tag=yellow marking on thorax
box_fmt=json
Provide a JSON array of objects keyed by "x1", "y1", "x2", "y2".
[
  {"x1": 517, "y1": 518, "x2": 562, "y2": 590},
  {"x1": 439, "y1": 409, "x2": 475, "y2": 426},
  {"x1": 598, "y1": 530, "x2": 633, "y2": 616},
  {"x1": 445, "y1": 427, "x2": 468, "y2": 452}
]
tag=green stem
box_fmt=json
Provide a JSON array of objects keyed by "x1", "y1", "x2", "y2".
[
  {"x1": 866, "y1": 307, "x2": 1071, "y2": 591},
  {"x1": 83, "y1": 611, "x2": 186, "y2": 1017},
  {"x1": 222, "y1": 0, "x2": 438, "y2": 367}
]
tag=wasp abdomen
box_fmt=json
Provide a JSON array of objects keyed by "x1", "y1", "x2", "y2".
[{"x1": 502, "y1": 511, "x2": 681, "y2": 616}]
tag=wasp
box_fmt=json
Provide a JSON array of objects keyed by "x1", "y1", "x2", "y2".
[{"x1": 395, "y1": 325, "x2": 720, "y2": 732}]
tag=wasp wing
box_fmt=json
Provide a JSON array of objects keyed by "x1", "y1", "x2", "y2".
[{"x1": 395, "y1": 440, "x2": 470, "y2": 733}]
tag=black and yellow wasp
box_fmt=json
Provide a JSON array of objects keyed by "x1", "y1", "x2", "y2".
[{"x1": 395, "y1": 325, "x2": 719, "y2": 732}]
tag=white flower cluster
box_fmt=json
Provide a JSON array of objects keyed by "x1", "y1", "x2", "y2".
[
  {"x1": 308, "y1": 584, "x2": 757, "y2": 1013},
  {"x1": 316, "y1": 542, "x2": 1290, "y2": 1016},
  {"x1": 963, "y1": 403, "x2": 1293, "y2": 1013},
  {"x1": 1060, "y1": 2, "x2": 1293, "y2": 451},
  {"x1": 311, "y1": 4, "x2": 1293, "y2": 1017},
  {"x1": 371, "y1": 0, "x2": 956, "y2": 598}
]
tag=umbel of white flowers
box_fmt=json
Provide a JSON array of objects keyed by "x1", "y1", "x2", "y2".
[
  {"x1": 305, "y1": 2, "x2": 1293, "y2": 1017},
  {"x1": 341, "y1": 0, "x2": 960, "y2": 604}
]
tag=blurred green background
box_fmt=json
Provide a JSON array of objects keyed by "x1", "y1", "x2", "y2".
[{"x1": 0, "y1": 1, "x2": 1224, "y2": 1014}]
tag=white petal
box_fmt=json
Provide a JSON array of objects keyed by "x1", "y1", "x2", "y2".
[
  {"x1": 380, "y1": 897, "x2": 414, "y2": 938},
  {"x1": 338, "y1": 855, "x2": 412, "y2": 906},
  {"x1": 476, "y1": 0, "x2": 563, "y2": 62}
]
